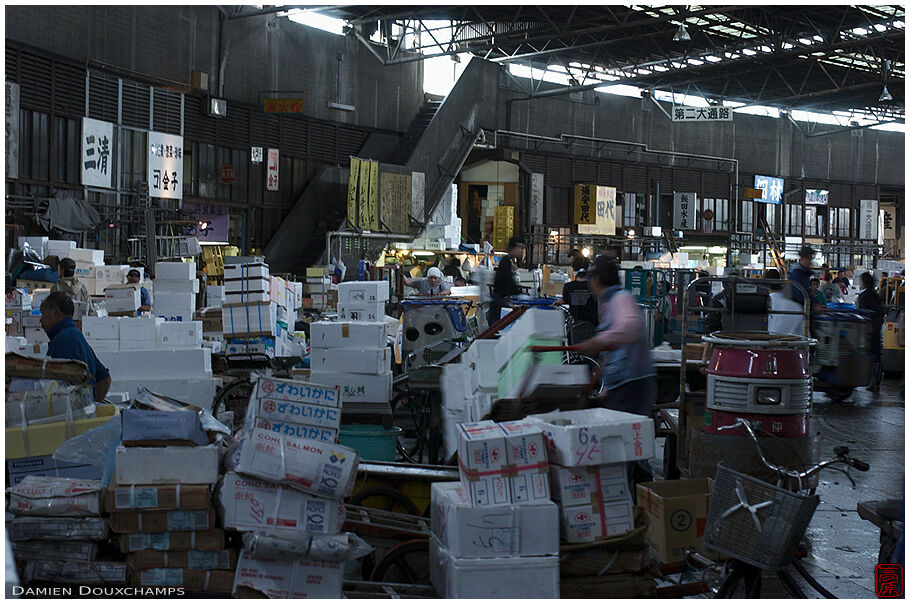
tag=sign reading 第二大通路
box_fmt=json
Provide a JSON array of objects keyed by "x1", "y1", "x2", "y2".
[{"x1": 672, "y1": 106, "x2": 732, "y2": 122}]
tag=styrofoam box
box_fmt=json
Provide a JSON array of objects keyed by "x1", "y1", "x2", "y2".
[
  {"x1": 222, "y1": 303, "x2": 278, "y2": 337},
  {"x1": 70, "y1": 248, "x2": 105, "y2": 265},
  {"x1": 308, "y1": 347, "x2": 391, "y2": 375},
  {"x1": 155, "y1": 262, "x2": 195, "y2": 281},
  {"x1": 98, "y1": 349, "x2": 212, "y2": 380},
  {"x1": 206, "y1": 285, "x2": 225, "y2": 299},
  {"x1": 528, "y1": 408, "x2": 656, "y2": 466},
  {"x1": 549, "y1": 463, "x2": 628, "y2": 504},
  {"x1": 431, "y1": 482, "x2": 559, "y2": 559},
  {"x1": 559, "y1": 495, "x2": 636, "y2": 544},
  {"x1": 429, "y1": 536, "x2": 559, "y2": 599},
  {"x1": 499, "y1": 420, "x2": 551, "y2": 504},
  {"x1": 154, "y1": 279, "x2": 200, "y2": 294},
  {"x1": 104, "y1": 288, "x2": 140, "y2": 313},
  {"x1": 225, "y1": 291, "x2": 271, "y2": 305},
  {"x1": 337, "y1": 281, "x2": 390, "y2": 304},
  {"x1": 114, "y1": 444, "x2": 220, "y2": 485},
  {"x1": 308, "y1": 321, "x2": 387, "y2": 349},
  {"x1": 47, "y1": 239, "x2": 76, "y2": 255},
  {"x1": 337, "y1": 302, "x2": 385, "y2": 323},
  {"x1": 308, "y1": 371, "x2": 392, "y2": 404},
  {"x1": 158, "y1": 321, "x2": 203, "y2": 348},
  {"x1": 118, "y1": 316, "x2": 164, "y2": 343},
  {"x1": 441, "y1": 365, "x2": 472, "y2": 460},
  {"x1": 82, "y1": 316, "x2": 121, "y2": 340},
  {"x1": 225, "y1": 277, "x2": 269, "y2": 294},
  {"x1": 155, "y1": 292, "x2": 195, "y2": 309},
  {"x1": 224, "y1": 263, "x2": 269, "y2": 280},
  {"x1": 456, "y1": 421, "x2": 511, "y2": 506},
  {"x1": 154, "y1": 308, "x2": 196, "y2": 323},
  {"x1": 233, "y1": 552, "x2": 343, "y2": 599},
  {"x1": 466, "y1": 340, "x2": 499, "y2": 390},
  {"x1": 107, "y1": 378, "x2": 219, "y2": 410},
  {"x1": 470, "y1": 390, "x2": 494, "y2": 423}
]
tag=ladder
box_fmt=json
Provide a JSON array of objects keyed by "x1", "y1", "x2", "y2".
[
  {"x1": 663, "y1": 229, "x2": 679, "y2": 253},
  {"x1": 757, "y1": 214, "x2": 787, "y2": 275}
]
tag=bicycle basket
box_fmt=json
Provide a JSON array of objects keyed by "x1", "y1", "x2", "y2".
[{"x1": 704, "y1": 464, "x2": 819, "y2": 570}]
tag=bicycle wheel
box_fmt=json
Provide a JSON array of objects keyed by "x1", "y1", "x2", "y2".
[
  {"x1": 369, "y1": 539, "x2": 431, "y2": 585},
  {"x1": 213, "y1": 378, "x2": 255, "y2": 424},
  {"x1": 391, "y1": 389, "x2": 432, "y2": 465}
]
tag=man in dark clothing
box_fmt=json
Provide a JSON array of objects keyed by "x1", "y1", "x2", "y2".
[
  {"x1": 41, "y1": 291, "x2": 112, "y2": 402},
  {"x1": 789, "y1": 245, "x2": 826, "y2": 311},
  {"x1": 857, "y1": 272, "x2": 885, "y2": 392},
  {"x1": 442, "y1": 257, "x2": 462, "y2": 281},
  {"x1": 487, "y1": 236, "x2": 525, "y2": 326},
  {"x1": 562, "y1": 257, "x2": 598, "y2": 325}
]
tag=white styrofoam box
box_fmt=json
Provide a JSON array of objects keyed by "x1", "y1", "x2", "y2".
[
  {"x1": 155, "y1": 292, "x2": 195, "y2": 310},
  {"x1": 154, "y1": 279, "x2": 200, "y2": 294},
  {"x1": 87, "y1": 339, "x2": 120, "y2": 352},
  {"x1": 107, "y1": 378, "x2": 219, "y2": 410},
  {"x1": 559, "y1": 495, "x2": 636, "y2": 544},
  {"x1": 494, "y1": 328, "x2": 515, "y2": 370},
  {"x1": 509, "y1": 308, "x2": 566, "y2": 347},
  {"x1": 69, "y1": 248, "x2": 105, "y2": 265},
  {"x1": 82, "y1": 316, "x2": 121, "y2": 340},
  {"x1": 118, "y1": 316, "x2": 164, "y2": 343},
  {"x1": 154, "y1": 308, "x2": 197, "y2": 323},
  {"x1": 337, "y1": 302, "x2": 385, "y2": 323},
  {"x1": 114, "y1": 444, "x2": 220, "y2": 485},
  {"x1": 6, "y1": 336, "x2": 29, "y2": 354},
  {"x1": 308, "y1": 347, "x2": 391, "y2": 375},
  {"x1": 527, "y1": 408, "x2": 655, "y2": 467},
  {"x1": 47, "y1": 239, "x2": 76, "y2": 256},
  {"x1": 441, "y1": 365, "x2": 473, "y2": 460},
  {"x1": 206, "y1": 285, "x2": 225, "y2": 299},
  {"x1": 97, "y1": 349, "x2": 212, "y2": 380},
  {"x1": 233, "y1": 552, "x2": 344, "y2": 599},
  {"x1": 470, "y1": 390, "x2": 494, "y2": 423},
  {"x1": 430, "y1": 536, "x2": 559, "y2": 599},
  {"x1": 158, "y1": 320, "x2": 203, "y2": 349},
  {"x1": 224, "y1": 336, "x2": 276, "y2": 358},
  {"x1": 222, "y1": 303, "x2": 278, "y2": 337},
  {"x1": 308, "y1": 321, "x2": 387, "y2": 349},
  {"x1": 466, "y1": 340, "x2": 499, "y2": 391},
  {"x1": 308, "y1": 371, "x2": 392, "y2": 404},
  {"x1": 431, "y1": 482, "x2": 558, "y2": 559},
  {"x1": 155, "y1": 262, "x2": 195, "y2": 281},
  {"x1": 225, "y1": 276, "x2": 269, "y2": 294},
  {"x1": 506, "y1": 364, "x2": 591, "y2": 400},
  {"x1": 104, "y1": 287, "x2": 140, "y2": 313},
  {"x1": 225, "y1": 291, "x2": 271, "y2": 305},
  {"x1": 224, "y1": 263, "x2": 269, "y2": 281},
  {"x1": 337, "y1": 280, "x2": 390, "y2": 304},
  {"x1": 457, "y1": 421, "x2": 511, "y2": 506},
  {"x1": 549, "y1": 463, "x2": 628, "y2": 504},
  {"x1": 498, "y1": 420, "x2": 551, "y2": 504}
]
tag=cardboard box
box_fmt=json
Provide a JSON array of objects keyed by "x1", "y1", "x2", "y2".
[
  {"x1": 549, "y1": 463, "x2": 628, "y2": 504},
  {"x1": 233, "y1": 553, "x2": 343, "y2": 598},
  {"x1": 97, "y1": 349, "x2": 212, "y2": 380},
  {"x1": 155, "y1": 278, "x2": 200, "y2": 294},
  {"x1": 337, "y1": 280, "x2": 390, "y2": 304},
  {"x1": 308, "y1": 321, "x2": 387, "y2": 349},
  {"x1": 253, "y1": 377, "x2": 341, "y2": 408},
  {"x1": 251, "y1": 418, "x2": 338, "y2": 443},
  {"x1": 528, "y1": 408, "x2": 655, "y2": 466},
  {"x1": 224, "y1": 262, "x2": 269, "y2": 280},
  {"x1": 637, "y1": 478, "x2": 714, "y2": 564},
  {"x1": 22, "y1": 560, "x2": 127, "y2": 586},
  {"x1": 338, "y1": 302, "x2": 385, "y2": 322},
  {"x1": 132, "y1": 568, "x2": 234, "y2": 593},
  {"x1": 104, "y1": 484, "x2": 211, "y2": 512},
  {"x1": 127, "y1": 550, "x2": 236, "y2": 571},
  {"x1": 429, "y1": 536, "x2": 559, "y2": 599},
  {"x1": 234, "y1": 428, "x2": 358, "y2": 499},
  {"x1": 431, "y1": 482, "x2": 558, "y2": 558},
  {"x1": 309, "y1": 347, "x2": 392, "y2": 375},
  {"x1": 217, "y1": 471, "x2": 346, "y2": 535},
  {"x1": 121, "y1": 409, "x2": 209, "y2": 446},
  {"x1": 308, "y1": 370, "x2": 392, "y2": 404},
  {"x1": 82, "y1": 316, "x2": 121, "y2": 340},
  {"x1": 109, "y1": 509, "x2": 216, "y2": 534},
  {"x1": 155, "y1": 261, "x2": 196, "y2": 281},
  {"x1": 11, "y1": 540, "x2": 97, "y2": 562},
  {"x1": 114, "y1": 444, "x2": 220, "y2": 485},
  {"x1": 5, "y1": 405, "x2": 119, "y2": 459},
  {"x1": 305, "y1": 267, "x2": 330, "y2": 277},
  {"x1": 456, "y1": 421, "x2": 511, "y2": 506},
  {"x1": 222, "y1": 302, "x2": 278, "y2": 337},
  {"x1": 7, "y1": 476, "x2": 104, "y2": 517},
  {"x1": 499, "y1": 420, "x2": 551, "y2": 504},
  {"x1": 7, "y1": 516, "x2": 108, "y2": 541},
  {"x1": 118, "y1": 529, "x2": 225, "y2": 553},
  {"x1": 251, "y1": 396, "x2": 342, "y2": 429},
  {"x1": 158, "y1": 320, "x2": 203, "y2": 348},
  {"x1": 559, "y1": 495, "x2": 636, "y2": 544}
]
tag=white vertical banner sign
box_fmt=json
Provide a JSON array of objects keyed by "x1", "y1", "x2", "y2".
[
  {"x1": 859, "y1": 199, "x2": 879, "y2": 240},
  {"x1": 251, "y1": 146, "x2": 263, "y2": 163},
  {"x1": 673, "y1": 192, "x2": 697, "y2": 230},
  {"x1": 6, "y1": 81, "x2": 19, "y2": 179},
  {"x1": 881, "y1": 203, "x2": 896, "y2": 241},
  {"x1": 529, "y1": 173, "x2": 544, "y2": 225},
  {"x1": 266, "y1": 148, "x2": 280, "y2": 191},
  {"x1": 147, "y1": 131, "x2": 184, "y2": 200},
  {"x1": 81, "y1": 117, "x2": 114, "y2": 188},
  {"x1": 411, "y1": 171, "x2": 425, "y2": 219}
]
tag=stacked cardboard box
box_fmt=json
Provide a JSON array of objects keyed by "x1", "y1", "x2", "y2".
[
  {"x1": 308, "y1": 316, "x2": 391, "y2": 407},
  {"x1": 154, "y1": 262, "x2": 198, "y2": 322},
  {"x1": 304, "y1": 267, "x2": 335, "y2": 311},
  {"x1": 431, "y1": 419, "x2": 559, "y2": 598},
  {"x1": 8, "y1": 476, "x2": 128, "y2": 586}
]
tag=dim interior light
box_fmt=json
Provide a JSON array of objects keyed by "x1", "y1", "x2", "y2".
[{"x1": 549, "y1": 230, "x2": 559, "y2": 237}]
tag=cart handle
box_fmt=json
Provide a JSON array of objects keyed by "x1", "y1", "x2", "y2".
[{"x1": 528, "y1": 345, "x2": 582, "y2": 353}]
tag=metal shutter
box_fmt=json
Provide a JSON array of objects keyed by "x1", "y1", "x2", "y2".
[
  {"x1": 623, "y1": 164, "x2": 648, "y2": 193},
  {"x1": 336, "y1": 126, "x2": 368, "y2": 162},
  {"x1": 703, "y1": 171, "x2": 731, "y2": 199},
  {"x1": 6, "y1": 46, "x2": 18, "y2": 84},
  {"x1": 309, "y1": 121, "x2": 336, "y2": 164},
  {"x1": 88, "y1": 70, "x2": 119, "y2": 124},
  {"x1": 183, "y1": 94, "x2": 214, "y2": 144},
  {"x1": 279, "y1": 116, "x2": 307, "y2": 158},
  {"x1": 121, "y1": 79, "x2": 150, "y2": 129},
  {"x1": 651, "y1": 166, "x2": 673, "y2": 193},
  {"x1": 53, "y1": 61, "x2": 85, "y2": 119},
  {"x1": 598, "y1": 161, "x2": 623, "y2": 189},
  {"x1": 19, "y1": 51, "x2": 52, "y2": 113},
  {"x1": 250, "y1": 111, "x2": 269, "y2": 147},
  {"x1": 152, "y1": 87, "x2": 182, "y2": 135},
  {"x1": 215, "y1": 107, "x2": 249, "y2": 149},
  {"x1": 520, "y1": 153, "x2": 547, "y2": 177},
  {"x1": 573, "y1": 158, "x2": 597, "y2": 184},
  {"x1": 673, "y1": 168, "x2": 700, "y2": 193},
  {"x1": 547, "y1": 156, "x2": 572, "y2": 188}
]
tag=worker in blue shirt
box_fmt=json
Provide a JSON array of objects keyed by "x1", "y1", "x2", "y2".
[
  {"x1": 127, "y1": 269, "x2": 152, "y2": 315},
  {"x1": 41, "y1": 291, "x2": 111, "y2": 401}
]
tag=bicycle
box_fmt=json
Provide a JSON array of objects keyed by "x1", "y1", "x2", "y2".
[
  {"x1": 685, "y1": 417, "x2": 869, "y2": 598},
  {"x1": 211, "y1": 354, "x2": 299, "y2": 427}
]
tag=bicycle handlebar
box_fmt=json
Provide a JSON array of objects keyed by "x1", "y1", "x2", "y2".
[{"x1": 528, "y1": 345, "x2": 582, "y2": 353}]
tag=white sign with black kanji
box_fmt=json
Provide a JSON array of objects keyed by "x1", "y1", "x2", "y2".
[
  {"x1": 672, "y1": 105, "x2": 733, "y2": 122},
  {"x1": 673, "y1": 192, "x2": 697, "y2": 230},
  {"x1": 147, "y1": 131, "x2": 184, "y2": 200},
  {"x1": 81, "y1": 117, "x2": 114, "y2": 189}
]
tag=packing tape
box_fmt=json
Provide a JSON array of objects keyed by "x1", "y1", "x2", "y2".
[{"x1": 593, "y1": 468, "x2": 607, "y2": 539}]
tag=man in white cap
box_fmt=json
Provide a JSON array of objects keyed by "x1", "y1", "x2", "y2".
[{"x1": 400, "y1": 266, "x2": 451, "y2": 295}]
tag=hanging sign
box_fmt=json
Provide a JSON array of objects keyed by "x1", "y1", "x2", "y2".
[
  {"x1": 702, "y1": 208, "x2": 715, "y2": 233},
  {"x1": 529, "y1": 173, "x2": 544, "y2": 226},
  {"x1": 411, "y1": 171, "x2": 425, "y2": 221},
  {"x1": 578, "y1": 186, "x2": 617, "y2": 236},
  {"x1": 673, "y1": 192, "x2": 697, "y2": 230},
  {"x1": 573, "y1": 184, "x2": 596, "y2": 225},
  {"x1": 672, "y1": 105, "x2": 732, "y2": 122},
  {"x1": 251, "y1": 146, "x2": 263, "y2": 163},
  {"x1": 881, "y1": 203, "x2": 896, "y2": 241},
  {"x1": 6, "y1": 81, "x2": 19, "y2": 179},
  {"x1": 266, "y1": 148, "x2": 279, "y2": 191},
  {"x1": 859, "y1": 199, "x2": 879, "y2": 240},
  {"x1": 147, "y1": 131, "x2": 184, "y2": 200},
  {"x1": 81, "y1": 117, "x2": 114, "y2": 189},
  {"x1": 347, "y1": 157, "x2": 360, "y2": 228},
  {"x1": 263, "y1": 98, "x2": 304, "y2": 114},
  {"x1": 183, "y1": 202, "x2": 229, "y2": 242}
]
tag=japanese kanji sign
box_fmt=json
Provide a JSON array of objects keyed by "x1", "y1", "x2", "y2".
[
  {"x1": 263, "y1": 98, "x2": 304, "y2": 113},
  {"x1": 673, "y1": 192, "x2": 697, "y2": 230},
  {"x1": 529, "y1": 173, "x2": 544, "y2": 226},
  {"x1": 81, "y1": 118, "x2": 113, "y2": 188},
  {"x1": 881, "y1": 203, "x2": 896, "y2": 241},
  {"x1": 860, "y1": 199, "x2": 878, "y2": 241},
  {"x1": 147, "y1": 131, "x2": 183, "y2": 200},
  {"x1": 6, "y1": 81, "x2": 19, "y2": 180},
  {"x1": 574, "y1": 184, "x2": 597, "y2": 225},
  {"x1": 266, "y1": 148, "x2": 279, "y2": 191},
  {"x1": 411, "y1": 171, "x2": 425, "y2": 221},
  {"x1": 183, "y1": 202, "x2": 229, "y2": 242},
  {"x1": 251, "y1": 146, "x2": 263, "y2": 163},
  {"x1": 578, "y1": 186, "x2": 617, "y2": 236},
  {"x1": 671, "y1": 105, "x2": 732, "y2": 122}
]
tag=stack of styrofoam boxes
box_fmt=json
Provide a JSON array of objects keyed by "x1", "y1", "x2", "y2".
[
  {"x1": 222, "y1": 377, "x2": 353, "y2": 598},
  {"x1": 154, "y1": 261, "x2": 198, "y2": 322},
  {"x1": 46, "y1": 238, "x2": 75, "y2": 260},
  {"x1": 67, "y1": 247, "x2": 105, "y2": 282},
  {"x1": 493, "y1": 307, "x2": 568, "y2": 399},
  {"x1": 336, "y1": 280, "x2": 388, "y2": 323},
  {"x1": 461, "y1": 339, "x2": 499, "y2": 421},
  {"x1": 416, "y1": 184, "x2": 460, "y2": 250},
  {"x1": 268, "y1": 275, "x2": 304, "y2": 358},
  {"x1": 110, "y1": 408, "x2": 233, "y2": 595},
  {"x1": 206, "y1": 285, "x2": 225, "y2": 308},
  {"x1": 221, "y1": 261, "x2": 279, "y2": 357},
  {"x1": 308, "y1": 319, "x2": 391, "y2": 409},
  {"x1": 8, "y1": 477, "x2": 127, "y2": 587},
  {"x1": 430, "y1": 420, "x2": 559, "y2": 598},
  {"x1": 87, "y1": 265, "x2": 128, "y2": 296},
  {"x1": 305, "y1": 267, "x2": 334, "y2": 311},
  {"x1": 527, "y1": 408, "x2": 656, "y2": 544}
]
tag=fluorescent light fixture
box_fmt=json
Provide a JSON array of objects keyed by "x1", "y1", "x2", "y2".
[
  {"x1": 673, "y1": 23, "x2": 691, "y2": 42},
  {"x1": 412, "y1": 251, "x2": 436, "y2": 256},
  {"x1": 549, "y1": 230, "x2": 560, "y2": 237},
  {"x1": 200, "y1": 241, "x2": 229, "y2": 246},
  {"x1": 208, "y1": 97, "x2": 227, "y2": 118}
]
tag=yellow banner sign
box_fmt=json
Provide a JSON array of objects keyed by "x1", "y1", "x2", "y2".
[
  {"x1": 578, "y1": 186, "x2": 617, "y2": 236},
  {"x1": 358, "y1": 160, "x2": 371, "y2": 230},
  {"x1": 743, "y1": 187, "x2": 763, "y2": 199},
  {"x1": 368, "y1": 160, "x2": 380, "y2": 231},
  {"x1": 574, "y1": 184, "x2": 597, "y2": 225},
  {"x1": 347, "y1": 157, "x2": 360, "y2": 228},
  {"x1": 263, "y1": 98, "x2": 304, "y2": 113}
]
